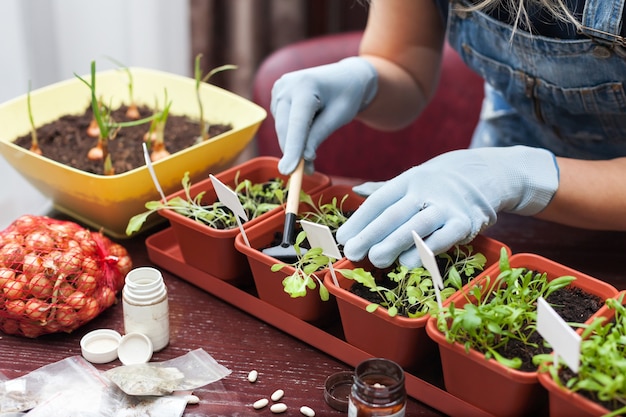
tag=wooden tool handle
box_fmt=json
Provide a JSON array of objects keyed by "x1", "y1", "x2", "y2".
[
  {"x1": 285, "y1": 159, "x2": 305, "y2": 215},
  {"x1": 281, "y1": 159, "x2": 305, "y2": 246}
]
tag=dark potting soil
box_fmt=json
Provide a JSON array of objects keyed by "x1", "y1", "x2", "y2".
[
  {"x1": 13, "y1": 105, "x2": 231, "y2": 176},
  {"x1": 493, "y1": 286, "x2": 603, "y2": 372},
  {"x1": 558, "y1": 366, "x2": 618, "y2": 412}
]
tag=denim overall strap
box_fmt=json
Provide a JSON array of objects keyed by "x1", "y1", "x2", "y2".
[
  {"x1": 446, "y1": 1, "x2": 626, "y2": 160},
  {"x1": 579, "y1": 0, "x2": 626, "y2": 45}
]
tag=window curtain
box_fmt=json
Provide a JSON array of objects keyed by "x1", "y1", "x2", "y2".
[
  {"x1": 189, "y1": 0, "x2": 308, "y2": 98},
  {"x1": 189, "y1": 0, "x2": 368, "y2": 160}
]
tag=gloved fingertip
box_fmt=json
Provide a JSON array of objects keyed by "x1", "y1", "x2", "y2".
[
  {"x1": 398, "y1": 248, "x2": 423, "y2": 269},
  {"x1": 335, "y1": 223, "x2": 352, "y2": 245},
  {"x1": 368, "y1": 253, "x2": 395, "y2": 269},
  {"x1": 352, "y1": 181, "x2": 384, "y2": 198},
  {"x1": 277, "y1": 158, "x2": 296, "y2": 176},
  {"x1": 342, "y1": 241, "x2": 367, "y2": 264}
]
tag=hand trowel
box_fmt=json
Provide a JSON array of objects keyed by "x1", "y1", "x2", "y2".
[{"x1": 262, "y1": 159, "x2": 306, "y2": 263}]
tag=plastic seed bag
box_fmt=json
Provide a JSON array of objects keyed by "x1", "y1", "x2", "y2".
[
  {"x1": 0, "y1": 356, "x2": 120, "y2": 416},
  {"x1": 104, "y1": 348, "x2": 231, "y2": 396}
]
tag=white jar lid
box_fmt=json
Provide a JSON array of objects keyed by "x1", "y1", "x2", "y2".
[
  {"x1": 80, "y1": 329, "x2": 122, "y2": 364},
  {"x1": 118, "y1": 332, "x2": 153, "y2": 365}
]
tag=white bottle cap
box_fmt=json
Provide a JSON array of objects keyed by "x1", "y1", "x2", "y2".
[
  {"x1": 118, "y1": 332, "x2": 153, "y2": 365},
  {"x1": 80, "y1": 329, "x2": 122, "y2": 364}
]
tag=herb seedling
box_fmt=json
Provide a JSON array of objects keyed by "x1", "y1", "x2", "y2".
[
  {"x1": 194, "y1": 54, "x2": 237, "y2": 142},
  {"x1": 437, "y1": 248, "x2": 575, "y2": 369},
  {"x1": 75, "y1": 61, "x2": 159, "y2": 175},
  {"x1": 272, "y1": 231, "x2": 332, "y2": 301},
  {"x1": 271, "y1": 193, "x2": 352, "y2": 300},
  {"x1": 26, "y1": 82, "x2": 41, "y2": 155},
  {"x1": 338, "y1": 244, "x2": 488, "y2": 318},
  {"x1": 126, "y1": 171, "x2": 287, "y2": 235},
  {"x1": 299, "y1": 193, "x2": 350, "y2": 232},
  {"x1": 535, "y1": 294, "x2": 626, "y2": 416}
]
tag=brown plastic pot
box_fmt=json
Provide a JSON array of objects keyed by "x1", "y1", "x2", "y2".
[
  {"x1": 234, "y1": 184, "x2": 364, "y2": 323},
  {"x1": 160, "y1": 156, "x2": 330, "y2": 285},
  {"x1": 425, "y1": 253, "x2": 619, "y2": 417},
  {"x1": 537, "y1": 290, "x2": 626, "y2": 417},
  {"x1": 324, "y1": 234, "x2": 509, "y2": 370}
]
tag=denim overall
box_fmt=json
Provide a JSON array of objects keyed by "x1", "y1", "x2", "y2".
[{"x1": 446, "y1": 0, "x2": 626, "y2": 159}]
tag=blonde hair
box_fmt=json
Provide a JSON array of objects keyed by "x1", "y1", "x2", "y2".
[{"x1": 457, "y1": 0, "x2": 582, "y2": 35}]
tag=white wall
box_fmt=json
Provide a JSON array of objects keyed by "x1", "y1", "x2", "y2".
[{"x1": 0, "y1": 0, "x2": 190, "y2": 229}]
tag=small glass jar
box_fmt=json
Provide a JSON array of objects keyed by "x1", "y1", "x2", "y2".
[
  {"x1": 122, "y1": 267, "x2": 170, "y2": 351},
  {"x1": 348, "y1": 358, "x2": 406, "y2": 417}
]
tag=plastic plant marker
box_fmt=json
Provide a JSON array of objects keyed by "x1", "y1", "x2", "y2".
[
  {"x1": 142, "y1": 142, "x2": 167, "y2": 202},
  {"x1": 300, "y1": 219, "x2": 342, "y2": 286},
  {"x1": 412, "y1": 231, "x2": 443, "y2": 310},
  {"x1": 537, "y1": 296, "x2": 581, "y2": 373},
  {"x1": 209, "y1": 174, "x2": 250, "y2": 247}
]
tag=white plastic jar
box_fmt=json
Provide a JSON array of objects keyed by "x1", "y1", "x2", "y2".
[{"x1": 122, "y1": 267, "x2": 170, "y2": 351}]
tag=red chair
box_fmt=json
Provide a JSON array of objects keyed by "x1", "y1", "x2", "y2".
[{"x1": 252, "y1": 31, "x2": 484, "y2": 181}]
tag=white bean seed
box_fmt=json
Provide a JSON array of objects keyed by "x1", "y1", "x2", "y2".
[
  {"x1": 247, "y1": 369, "x2": 258, "y2": 383},
  {"x1": 270, "y1": 403, "x2": 288, "y2": 413},
  {"x1": 270, "y1": 388, "x2": 284, "y2": 401},
  {"x1": 185, "y1": 394, "x2": 200, "y2": 404},
  {"x1": 253, "y1": 398, "x2": 269, "y2": 409},
  {"x1": 300, "y1": 405, "x2": 315, "y2": 416}
]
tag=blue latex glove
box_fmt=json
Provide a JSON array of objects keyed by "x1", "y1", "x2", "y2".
[
  {"x1": 336, "y1": 146, "x2": 559, "y2": 268},
  {"x1": 271, "y1": 57, "x2": 378, "y2": 175}
]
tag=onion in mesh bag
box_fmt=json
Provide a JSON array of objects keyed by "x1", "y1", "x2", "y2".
[{"x1": 0, "y1": 215, "x2": 132, "y2": 337}]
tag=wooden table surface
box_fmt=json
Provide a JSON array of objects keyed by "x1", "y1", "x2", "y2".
[{"x1": 2, "y1": 208, "x2": 626, "y2": 416}]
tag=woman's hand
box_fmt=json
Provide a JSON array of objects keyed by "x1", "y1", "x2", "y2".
[{"x1": 336, "y1": 146, "x2": 559, "y2": 267}]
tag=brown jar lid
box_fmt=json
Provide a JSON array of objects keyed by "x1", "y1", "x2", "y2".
[{"x1": 324, "y1": 370, "x2": 354, "y2": 412}]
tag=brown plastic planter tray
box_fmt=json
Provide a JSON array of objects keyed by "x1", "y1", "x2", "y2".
[{"x1": 145, "y1": 227, "x2": 494, "y2": 417}]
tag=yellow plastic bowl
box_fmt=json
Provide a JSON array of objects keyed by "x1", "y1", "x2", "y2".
[{"x1": 0, "y1": 68, "x2": 266, "y2": 238}]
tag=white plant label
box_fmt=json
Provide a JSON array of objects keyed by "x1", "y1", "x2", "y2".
[
  {"x1": 300, "y1": 220, "x2": 342, "y2": 259},
  {"x1": 300, "y1": 219, "x2": 342, "y2": 286},
  {"x1": 210, "y1": 175, "x2": 248, "y2": 221},
  {"x1": 537, "y1": 296, "x2": 581, "y2": 373},
  {"x1": 209, "y1": 174, "x2": 250, "y2": 247},
  {"x1": 142, "y1": 142, "x2": 167, "y2": 202},
  {"x1": 412, "y1": 231, "x2": 444, "y2": 310}
]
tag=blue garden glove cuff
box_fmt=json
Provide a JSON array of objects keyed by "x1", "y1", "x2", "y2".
[
  {"x1": 336, "y1": 145, "x2": 559, "y2": 268},
  {"x1": 271, "y1": 57, "x2": 378, "y2": 175}
]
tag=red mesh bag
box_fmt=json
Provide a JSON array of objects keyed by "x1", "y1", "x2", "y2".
[{"x1": 0, "y1": 215, "x2": 132, "y2": 337}]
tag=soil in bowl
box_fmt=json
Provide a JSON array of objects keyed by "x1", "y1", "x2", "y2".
[{"x1": 13, "y1": 104, "x2": 232, "y2": 175}]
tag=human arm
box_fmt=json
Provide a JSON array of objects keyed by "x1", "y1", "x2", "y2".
[
  {"x1": 535, "y1": 156, "x2": 626, "y2": 229},
  {"x1": 270, "y1": 0, "x2": 446, "y2": 174},
  {"x1": 356, "y1": 0, "x2": 446, "y2": 130}
]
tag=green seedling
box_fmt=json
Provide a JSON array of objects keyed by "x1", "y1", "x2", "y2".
[
  {"x1": 194, "y1": 54, "x2": 237, "y2": 142},
  {"x1": 299, "y1": 193, "x2": 350, "y2": 232},
  {"x1": 273, "y1": 231, "x2": 332, "y2": 301},
  {"x1": 535, "y1": 294, "x2": 626, "y2": 416},
  {"x1": 75, "y1": 61, "x2": 158, "y2": 175},
  {"x1": 437, "y1": 248, "x2": 575, "y2": 370},
  {"x1": 271, "y1": 193, "x2": 352, "y2": 300},
  {"x1": 338, "y1": 244, "x2": 488, "y2": 318},
  {"x1": 126, "y1": 171, "x2": 287, "y2": 235}
]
